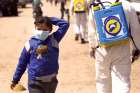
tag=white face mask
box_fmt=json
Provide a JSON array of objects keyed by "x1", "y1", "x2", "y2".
[{"x1": 34, "y1": 29, "x2": 50, "y2": 40}]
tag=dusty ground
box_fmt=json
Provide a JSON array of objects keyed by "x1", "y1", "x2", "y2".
[{"x1": 0, "y1": 1, "x2": 140, "y2": 93}]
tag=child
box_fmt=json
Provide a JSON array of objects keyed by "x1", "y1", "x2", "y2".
[{"x1": 10, "y1": 16, "x2": 69, "y2": 93}]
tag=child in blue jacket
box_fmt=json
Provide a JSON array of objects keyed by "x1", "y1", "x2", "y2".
[{"x1": 10, "y1": 16, "x2": 69, "y2": 93}]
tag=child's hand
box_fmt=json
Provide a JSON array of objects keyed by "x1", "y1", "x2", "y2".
[
  {"x1": 10, "y1": 82, "x2": 17, "y2": 90},
  {"x1": 131, "y1": 49, "x2": 140, "y2": 63},
  {"x1": 10, "y1": 82, "x2": 26, "y2": 91},
  {"x1": 89, "y1": 48, "x2": 96, "y2": 58}
]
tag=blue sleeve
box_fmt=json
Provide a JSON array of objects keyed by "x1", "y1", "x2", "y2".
[
  {"x1": 50, "y1": 17, "x2": 69, "y2": 42},
  {"x1": 12, "y1": 47, "x2": 30, "y2": 83}
]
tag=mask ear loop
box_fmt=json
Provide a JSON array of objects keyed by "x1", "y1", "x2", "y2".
[
  {"x1": 35, "y1": 24, "x2": 42, "y2": 30},
  {"x1": 35, "y1": 26, "x2": 40, "y2": 30},
  {"x1": 35, "y1": 25, "x2": 37, "y2": 30},
  {"x1": 90, "y1": 0, "x2": 112, "y2": 9},
  {"x1": 34, "y1": 22, "x2": 39, "y2": 30}
]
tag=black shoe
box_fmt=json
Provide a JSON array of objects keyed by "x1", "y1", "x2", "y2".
[
  {"x1": 75, "y1": 34, "x2": 79, "y2": 41},
  {"x1": 81, "y1": 38, "x2": 86, "y2": 44}
]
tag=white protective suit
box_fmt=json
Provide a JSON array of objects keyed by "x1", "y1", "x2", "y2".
[
  {"x1": 70, "y1": 0, "x2": 88, "y2": 42},
  {"x1": 88, "y1": 0, "x2": 140, "y2": 93}
]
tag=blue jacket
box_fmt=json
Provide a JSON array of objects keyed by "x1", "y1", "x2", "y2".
[{"x1": 12, "y1": 17, "x2": 69, "y2": 83}]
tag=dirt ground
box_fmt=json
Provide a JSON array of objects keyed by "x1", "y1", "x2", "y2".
[{"x1": 0, "y1": 1, "x2": 140, "y2": 93}]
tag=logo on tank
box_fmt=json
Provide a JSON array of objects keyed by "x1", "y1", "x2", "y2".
[
  {"x1": 76, "y1": 2, "x2": 84, "y2": 9},
  {"x1": 104, "y1": 15, "x2": 122, "y2": 36}
]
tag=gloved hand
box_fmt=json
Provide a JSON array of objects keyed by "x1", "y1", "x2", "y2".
[
  {"x1": 89, "y1": 48, "x2": 96, "y2": 58},
  {"x1": 10, "y1": 81, "x2": 18, "y2": 90},
  {"x1": 131, "y1": 49, "x2": 140, "y2": 63}
]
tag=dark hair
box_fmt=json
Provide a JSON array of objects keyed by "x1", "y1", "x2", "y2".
[{"x1": 34, "y1": 16, "x2": 51, "y2": 25}]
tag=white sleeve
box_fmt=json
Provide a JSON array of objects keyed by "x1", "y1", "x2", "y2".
[
  {"x1": 88, "y1": 9, "x2": 99, "y2": 49},
  {"x1": 129, "y1": 5, "x2": 140, "y2": 50},
  {"x1": 70, "y1": 0, "x2": 74, "y2": 11}
]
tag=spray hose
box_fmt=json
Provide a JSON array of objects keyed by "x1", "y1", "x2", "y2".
[{"x1": 90, "y1": 0, "x2": 120, "y2": 9}]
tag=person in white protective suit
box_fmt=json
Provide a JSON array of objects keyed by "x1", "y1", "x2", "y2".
[
  {"x1": 70, "y1": 0, "x2": 88, "y2": 43},
  {"x1": 88, "y1": 0, "x2": 140, "y2": 93}
]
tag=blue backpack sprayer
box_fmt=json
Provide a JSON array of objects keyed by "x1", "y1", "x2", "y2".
[
  {"x1": 90, "y1": 0, "x2": 129, "y2": 47},
  {"x1": 90, "y1": 0, "x2": 140, "y2": 62}
]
